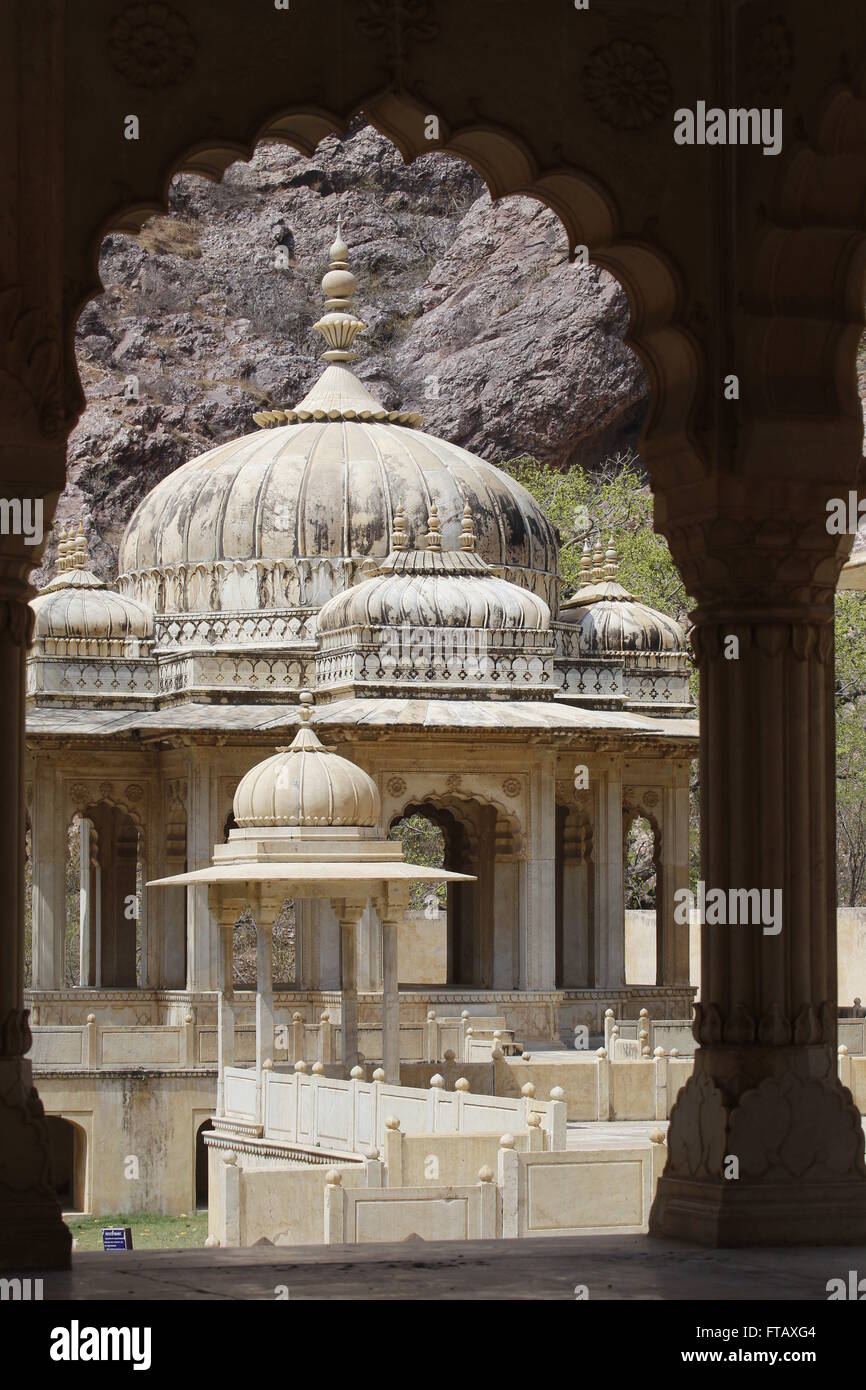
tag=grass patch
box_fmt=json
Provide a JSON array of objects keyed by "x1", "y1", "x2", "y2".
[{"x1": 66, "y1": 1211, "x2": 208, "y2": 1252}]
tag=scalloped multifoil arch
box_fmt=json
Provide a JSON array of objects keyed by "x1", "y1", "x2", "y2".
[
  {"x1": 65, "y1": 91, "x2": 704, "y2": 488},
  {"x1": 387, "y1": 785, "x2": 523, "y2": 858}
]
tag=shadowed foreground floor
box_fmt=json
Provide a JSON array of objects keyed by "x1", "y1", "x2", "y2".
[{"x1": 32, "y1": 1235, "x2": 866, "y2": 1300}]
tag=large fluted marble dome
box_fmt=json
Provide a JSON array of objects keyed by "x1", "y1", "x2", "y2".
[
  {"x1": 233, "y1": 722, "x2": 380, "y2": 829},
  {"x1": 117, "y1": 232, "x2": 558, "y2": 617},
  {"x1": 117, "y1": 411, "x2": 557, "y2": 599}
]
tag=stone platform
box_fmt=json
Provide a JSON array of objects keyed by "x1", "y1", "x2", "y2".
[{"x1": 33, "y1": 1235, "x2": 864, "y2": 1301}]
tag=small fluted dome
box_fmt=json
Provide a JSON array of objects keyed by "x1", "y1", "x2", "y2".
[
  {"x1": 559, "y1": 535, "x2": 686, "y2": 654},
  {"x1": 569, "y1": 599, "x2": 686, "y2": 655},
  {"x1": 317, "y1": 504, "x2": 551, "y2": 634},
  {"x1": 31, "y1": 522, "x2": 153, "y2": 649},
  {"x1": 233, "y1": 718, "x2": 380, "y2": 828}
]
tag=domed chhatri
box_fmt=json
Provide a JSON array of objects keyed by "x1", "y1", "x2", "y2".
[
  {"x1": 232, "y1": 695, "x2": 380, "y2": 829},
  {"x1": 559, "y1": 534, "x2": 687, "y2": 655},
  {"x1": 315, "y1": 502, "x2": 554, "y2": 698},
  {"x1": 31, "y1": 520, "x2": 153, "y2": 654},
  {"x1": 117, "y1": 227, "x2": 558, "y2": 617},
  {"x1": 317, "y1": 503, "x2": 551, "y2": 634}
]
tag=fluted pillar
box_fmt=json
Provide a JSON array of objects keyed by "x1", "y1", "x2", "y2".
[
  {"x1": 0, "y1": 584, "x2": 70, "y2": 1268},
  {"x1": 657, "y1": 765, "x2": 690, "y2": 985},
  {"x1": 333, "y1": 898, "x2": 364, "y2": 1075},
  {"x1": 31, "y1": 758, "x2": 66, "y2": 988},
  {"x1": 216, "y1": 918, "x2": 235, "y2": 1118},
  {"x1": 254, "y1": 907, "x2": 276, "y2": 1126},
  {"x1": 652, "y1": 598, "x2": 866, "y2": 1244}
]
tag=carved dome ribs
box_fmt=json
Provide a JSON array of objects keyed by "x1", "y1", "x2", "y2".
[
  {"x1": 117, "y1": 420, "x2": 558, "y2": 612},
  {"x1": 117, "y1": 224, "x2": 557, "y2": 619}
]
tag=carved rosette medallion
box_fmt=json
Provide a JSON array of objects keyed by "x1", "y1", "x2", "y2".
[
  {"x1": 502, "y1": 777, "x2": 521, "y2": 798},
  {"x1": 386, "y1": 776, "x2": 407, "y2": 797},
  {"x1": 582, "y1": 40, "x2": 672, "y2": 130},
  {"x1": 108, "y1": 3, "x2": 196, "y2": 88}
]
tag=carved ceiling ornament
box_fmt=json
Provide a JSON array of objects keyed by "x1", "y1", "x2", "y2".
[
  {"x1": 582, "y1": 39, "x2": 672, "y2": 131},
  {"x1": 0, "y1": 286, "x2": 64, "y2": 438},
  {"x1": 747, "y1": 13, "x2": 795, "y2": 103},
  {"x1": 357, "y1": 0, "x2": 438, "y2": 88},
  {"x1": 108, "y1": 3, "x2": 196, "y2": 89}
]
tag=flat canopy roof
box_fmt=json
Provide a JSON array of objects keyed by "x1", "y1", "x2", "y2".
[
  {"x1": 28, "y1": 696, "x2": 699, "y2": 744},
  {"x1": 148, "y1": 861, "x2": 474, "y2": 889}
]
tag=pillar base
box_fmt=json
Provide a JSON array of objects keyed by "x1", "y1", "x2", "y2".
[
  {"x1": 651, "y1": 1173, "x2": 866, "y2": 1247},
  {"x1": 0, "y1": 1057, "x2": 71, "y2": 1271},
  {"x1": 650, "y1": 1044, "x2": 866, "y2": 1247}
]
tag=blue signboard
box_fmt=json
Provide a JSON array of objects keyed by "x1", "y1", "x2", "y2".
[{"x1": 102, "y1": 1227, "x2": 133, "y2": 1251}]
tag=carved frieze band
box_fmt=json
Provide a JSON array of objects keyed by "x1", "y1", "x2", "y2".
[
  {"x1": 693, "y1": 999, "x2": 835, "y2": 1047},
  {"x1": 690, "y1": 620, "x2": 833, "y2": 667}
]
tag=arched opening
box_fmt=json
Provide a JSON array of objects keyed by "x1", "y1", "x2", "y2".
[
  {"x1": 224, "y1": 813, "x2": 295, "y2": 987},
  {"x1": 555, "y1": 804, "x2": 594, "y2": 989},
  {"x1": 388, "y1": 812, "x2": 446, "y2": 985},
  {"x1": 65, "y1": 802, "x2": 144, "y2": 989},
  {"x1": 195, "y1": 1120, "x2": 214, "y2": 1210},
  {"x1": 624, "y1": 812, "x2": 659, "y2": 987},
  {"x1": 390, "y1": 799, "x2": 499, "y2": 988},
  {"x1": 44, "y1": 1116, "x2": 87, "y2": 1214}
]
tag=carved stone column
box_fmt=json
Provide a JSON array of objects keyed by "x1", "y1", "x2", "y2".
[
  {"x1": 594, "y1": 758, "x2": 625, "y2": 989},
  {"x1": 31, "y1": 757, "x2": 65, "y2": 988},
  {"x1": 523, "y1": 753, "x2": 556, "y2": 990},
  {"x1": 376, "y1": 885, "x2": 409, "y2": 1084},
  {"x1": 215, "y1": 914, "x2": 235, "y2": 1119},
  {"x1": 491, "y1": 819, "x2": 520, "y2": 990},
  {"x1": 0, "y1": 594, "x2": 71, "y2": 1268},
  {"x1": 254, "y1": 910, "x2": 275, "y2": 1127},
  {"x1": 657, "y1": 766, "x2": 691, "y2": 986},
  {"x1": 652, "y1": 492, "x2": 866, "y2": 1244},
  {"x1": 185, "y1": 749, "x2": 219, "y2": 991},
  {"x1": 333, "y1": 898, "x2": 365, "y2": 1075},
  {"x1": 561, "y1": 810, "x2": 592, "y2": 987}
]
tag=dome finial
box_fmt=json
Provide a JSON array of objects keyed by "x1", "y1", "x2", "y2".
[
  {"x1": 55, "y1": 522, "x2": 72, "y2": 573},
  {"x1": 391, "y1": 504, "x2": 408, "y2": 552},
  {"x1": 579, "y1": 537, "x2": 593, "y2": 581},
  {"x1": 72, "y1": 519, "x2": 90, "y2": 571},
  {"x1": 459, "y1": 501, "x2": 477, "y2": 552},
  {"x1": 604, "y1": 532, "x2": 618, "y2": 579},
  {"x1": 298, "y1": 689, "x2": 314, "y2": 724},
  {"x1": 591, "y1": 531, "x2": 605, "y2": 582},
  {"x1": 425, "y1": 501, "x2": 442, "y2": 551},
  {"x1": 314, "y1": 221, "x2": 367, "y2": 363}
]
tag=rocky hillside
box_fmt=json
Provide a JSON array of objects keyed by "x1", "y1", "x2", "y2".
[{"x1": 49, "y1": 119, "x2": 648, "y2": 585}]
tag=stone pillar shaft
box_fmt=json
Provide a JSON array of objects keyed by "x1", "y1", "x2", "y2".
[
  {"x1": 594, "y1": 761, "x2": 625, "y2": 988},
  {"x1": 653, "y1": 612, "x2": 866, "y2": 1244},
  {"x1": 255, "y1": 918, "x2": 275, "y2": 1124},
  {"x1": 31, "y1": 759, "x2": 65, "y2": 989},
  {"x1": 335, "y1": 903, "x2": 361, "y2": 1075},
  {"x1": 382, "y1": 917, "x2": 400, "y2": 1083}
]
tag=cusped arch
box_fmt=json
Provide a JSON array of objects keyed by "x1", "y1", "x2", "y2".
[
  {"x1": 67, "y1": 92, "x2": 703, "y2": 488},
  {"x1": 388, "y1": 785, "x2": 523, "y2": 858}
]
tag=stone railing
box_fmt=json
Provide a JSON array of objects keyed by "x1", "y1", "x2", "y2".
[
  {"x1": 222, "y1": 1064, "x2": 567, "y2": 1153},
  {"x1": 602, "y1": 1008, "x2": 695, "y2": 1058},
  {"x1": 209, "y1": 1120, "x2": 665, "y2": 1247},
  {"x1": 28, "y1": 1005, "x2": 513, "y2": 1071}
]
